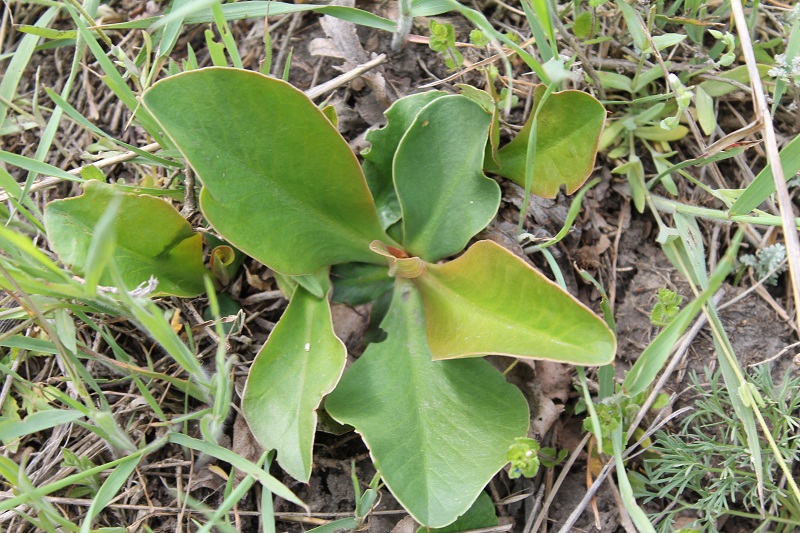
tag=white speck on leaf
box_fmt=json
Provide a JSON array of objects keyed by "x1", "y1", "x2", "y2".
[{"x1": 304, "y1": 343, "x2": 311, "y2": 352}]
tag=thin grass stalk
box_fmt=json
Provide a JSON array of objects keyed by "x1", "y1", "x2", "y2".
[{"x1": 729, "y1": 0, "x2": 800, "y2": 333}]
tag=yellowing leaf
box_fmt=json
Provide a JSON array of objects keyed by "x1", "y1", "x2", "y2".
[
  {"x1": 44, "y1": 181, "x2": 208, "y2": 297},
  {"x1": 415, "y1": 240, "x2": 616, "y2": 365},
  {"x1": 485, "y1": 87, "x2": 605, "y2": 198}
]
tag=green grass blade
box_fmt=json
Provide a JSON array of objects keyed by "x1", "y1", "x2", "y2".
[
  {"x1": 68, "y1": 6, "x2": 166, "y2": 144},
  {"x1": 0, "y1": 167, "x2": 41, "y2": 217},
  {"x1": 140, "y1": 2, "x2": 396, "y2": 32},
  {"x1": 522, "y1": 0, "x2": 556, "y2": 62},
  {"x1": 212, "y1": 2, "x2": 243, "y2": 69},
  {"x1": 611, "y1": 423, "x2": 656, "y2": 532},
  {"x1": 0, "y1": 437, "x2": 167, "y2": 512},
  {"x1": 528, "y1": 178, "x2": 600, "y2": 250},
  {"x1": 155, "y1": 0, "x2": 194, "y2": 57},
  {"x1": 0, "y1": 151, "x2": 81, "y2": 183},
  {"x1": 624, "y1": 230, "x2": 742, "y2": 396},
  {"x1": 167, "y1": 433, "x2": 307, "y2": 510},
  {"x1": 730, "y1": 132, "x2": 800, "y2": 215},
  {"x1": 195, "y1": 455, "x2": 268, "y2": 533},
  {"x1": 110, "y1": 283, "x2": 210, "y2": 395},
  {"x1": 72, "y1": 310, "x2": 168, "y2": 422},
  {"x1": 0, "y1": 226, "x2": 74, "y2": 281},
  {"x1": 0, "y1": 7, "x2": 59, "y2": 130},
  {"x1": 0, "y1": 335, "x2": 60, "y2": 354},
  {"x1": 44, "y1": 89, "x2": 180, "y2": 167},
  {"x1": 0, "y1": 410, "x2": 84, "y2": 442},
  {"x1": 153, "y1": 0, "x2": 219, "y2": 31},
  {"x1": 83, "y1": 196, "x2": 122, "y2": 296},
  {"x1": 79, "y1": 453, "x2": 142, "y2": 533},
  {"x1": 20, "y1": 1, "x2": 98, "y2": 199}
]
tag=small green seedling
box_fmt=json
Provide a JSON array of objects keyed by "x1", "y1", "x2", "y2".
[
  {"x1": 650, "y1": 288, "x2": 683, "y2": 327},
  {"x1": 141, "y1": 67, "x2": 614, "y2": 528},
  {"x1": 506, "y1": 437, "x2": 541, "y2": 479},
  {"x1": 428, "y1": 20, "x2": 464, "y2": 70}
]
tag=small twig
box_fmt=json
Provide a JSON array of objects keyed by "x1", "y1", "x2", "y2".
[
  {"x1": 180, "y1": 167, "x2": 196, "y2": 218},
  {"x1": 605, "y1": 476, "x2": 638, "y2": 533},
  {"x1": 609, "y1": 197, "x2": 629, "y2": 311},
  {"x1": 555, "y1": 408, "x2": 691, "y2": 533},
  {"x1": 305, "y1": 54, "x2": 387, "y2": 100},
  {"x1": 548, "y1": 8, "x2": 606, "y2": 99},
  {"x1": 749, "y1": 340, "x2": 800, "y2": 367},
  {"x1": 525, "y1": 433, "x2": 590, "y2": 533},
  {"x1": 419, "y1": 37, "x2": 538, "y2": 89},
  {"x1": 271, "y1": 11, "x2": 302, "y2": 78},
  {"x1": 0, "y1": 142, "x2": 161, "y2": 203},
  {"x1": 0, "y1": 9, "x2": 10, "y2": 57},
  {"x1": 701, "y1": 120, "x2": 762, "y2": 157}
]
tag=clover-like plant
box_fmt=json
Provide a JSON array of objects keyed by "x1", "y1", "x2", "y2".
[{"x1": 142, "y1": 67, "x2": 615, "y2": 528}]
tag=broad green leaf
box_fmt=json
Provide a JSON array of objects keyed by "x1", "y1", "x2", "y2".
[
  {"x1": 417, "y1": 491, "x2": 498, "y2": 533},
  {"x1": 730, "y1": 132, "x2": 800, "y2": 215},
  {"x1": 485, "y1": 87, "x2": 605, "y2": 198},
  {"x1": 394, "y1": 95, "x2": 499, "y2": 262},
  {"x1": 242, "y1": 287, "x2": 346, "y2": 482},
  {"x1": 326, "y1": 279, "x2": 529, "y2": 528},
  {"x1": 142, "y1": 68, "x2": 392, "y2": 275},
  {"x1": 363, "y1": 91, "x2": 447, "y2": 229},
  {"x1": 331, "y1": 263, "x2": 393, "y2": 305},
  {"x1": 44, "y1": 181, "x2": 208, "y2": 297},
  {"x1": 415, "y1": 240, "x2": 616, "y2": 365}
]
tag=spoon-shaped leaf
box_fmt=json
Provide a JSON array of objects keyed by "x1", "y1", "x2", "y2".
[
  {"x1": 394, "y1": 95, "x2": 500, "y2": 262},
  {"x1": 242, "y1": 285, "x2": 346, "y2": 482},
  {"x1": 325, "y1": 279, "x2": 529, "y2": 528},
  {"x1": 362, "y1": 91, "x2": 447, "y2": 229},
  {"x1": 484, "y1": 87, "x2": 605, "y2": 198},
  {"x1": 44, "y1": 180, "x2": 207, "y2": 297},
  {"x1": 415, "y1": 240, "x2": 616, "y2": 365},
  {"x1": 142, "y1": 68, "x2": 391, "y2": 275}
]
